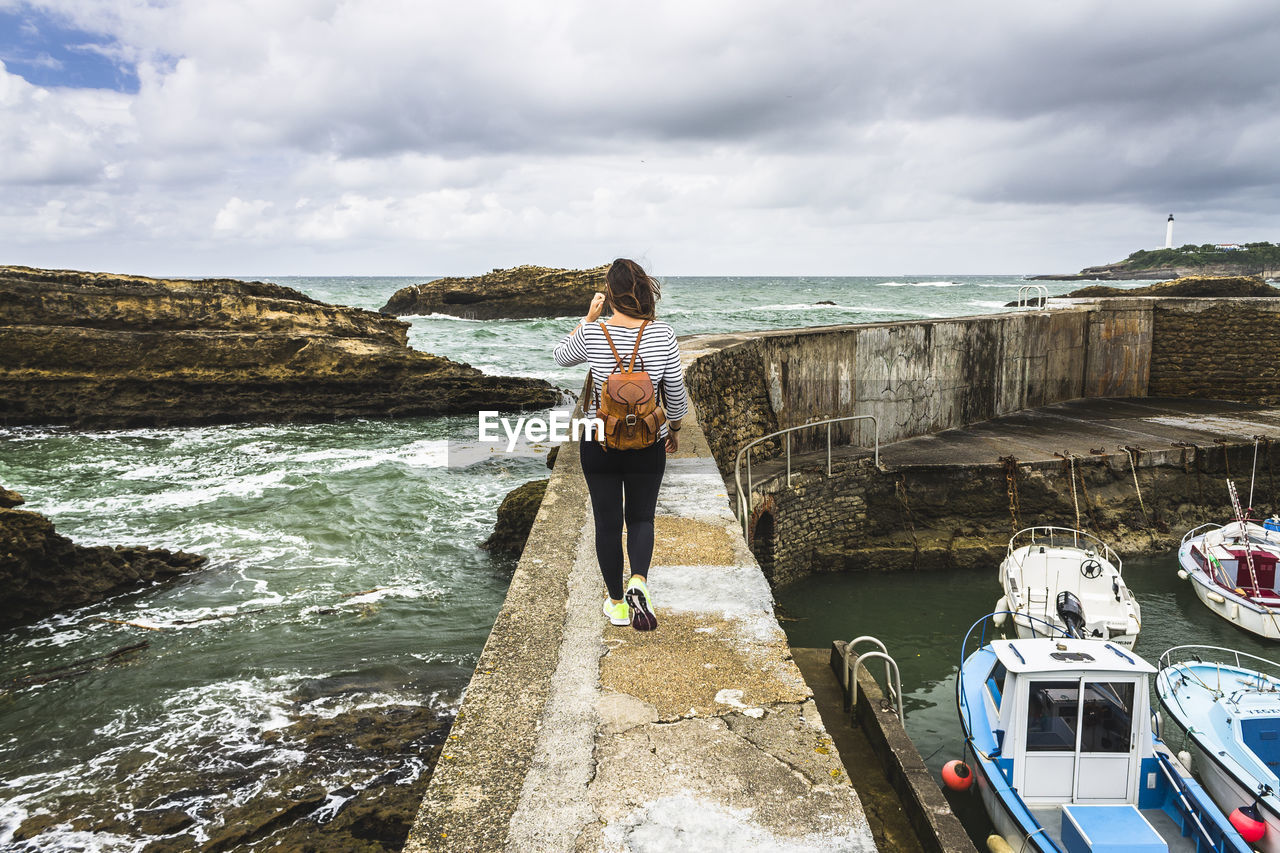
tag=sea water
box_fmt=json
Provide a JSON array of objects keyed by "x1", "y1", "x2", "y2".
[{"x1": 0, "y1": 274, "x2": 1120, "y2": 849}]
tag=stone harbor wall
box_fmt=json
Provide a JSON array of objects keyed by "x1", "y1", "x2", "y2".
[
  {"x1": 405, "y1": 355, "x2": 878, "y2": 852},
  {"x1": 1150, "y1": 298, "x2": 1280, "y2": 403},
  {"x1": 748, "y1": 443, "x2": 1271, "y2": 587},
  {"x1": 686, "y1": 298, "x2": 1280, "y2": 585}
]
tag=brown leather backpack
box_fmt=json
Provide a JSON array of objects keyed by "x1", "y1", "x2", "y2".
[{"x1": 595, "y1": 321, "x2": 666, "y2": 450}]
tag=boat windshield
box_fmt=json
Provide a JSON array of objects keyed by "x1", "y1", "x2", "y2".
[
  {"x1": 1025, "y1": 680, "x2": 1135, "y2": 753},
  {"x1": 1080, "y1": 682, "x2": 1134, "y2": 753},
  {"x1": 1027, "y1": 681, "x2": 1079, "y2": 751}
]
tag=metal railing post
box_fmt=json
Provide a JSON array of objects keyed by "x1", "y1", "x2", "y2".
[{"x1": 827, "y1": 422, "x2": 833, "y2": 477}]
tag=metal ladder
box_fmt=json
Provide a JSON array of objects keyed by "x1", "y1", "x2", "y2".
[
  {"x1": 1016, "y1": 284, "x2": 1049, "y2": 309},
  {"x1": 843, "y1": 636, "x2": 904, "y2": 719}
]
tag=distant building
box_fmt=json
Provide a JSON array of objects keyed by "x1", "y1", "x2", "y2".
[
  {"x1": 1215, "y1": 243, "x2": 1245, "y2": 251},
  {"x1": 1165, "y1": 214, "x2": 1174, "y2": 249}
]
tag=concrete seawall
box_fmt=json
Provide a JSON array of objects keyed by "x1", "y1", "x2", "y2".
[{"x1": 687, "y1": 297, "x2": 1280, "y2": 479}]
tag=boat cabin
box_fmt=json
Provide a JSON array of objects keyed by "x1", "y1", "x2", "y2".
[
  {"x1": 983, "y1": 638, "x2": 1156, "y2": 804},
  {"x1": 1187, "y1": 522, "x2": 1280, "y2": 600}
]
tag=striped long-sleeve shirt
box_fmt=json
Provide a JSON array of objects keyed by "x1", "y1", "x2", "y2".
[{"x1": 553, "y1": 319, "x2": 689, "y2": 438}]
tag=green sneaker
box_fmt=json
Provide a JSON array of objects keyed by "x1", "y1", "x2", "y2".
[
  {"x1": 625, "y1": 577, "x2": 657, "y2": 631},
  {"x1": 603, "y1": 597, "x2": 631, "y2": 626}
]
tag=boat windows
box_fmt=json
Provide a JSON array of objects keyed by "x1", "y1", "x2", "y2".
[
  {"x1": 986, "y1": 661, "x2": 1007, "y2": 709},
  {"x1": 1026, "y1": 681, "x2": 1079, "y2": 751},
  {"x1": 1079, "y1": 681, "x2": 1134, "y2": 753}
]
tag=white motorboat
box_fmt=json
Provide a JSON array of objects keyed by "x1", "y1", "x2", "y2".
[{"x1": 996, "y1": 526, "x2": 1141, "y2": 648}]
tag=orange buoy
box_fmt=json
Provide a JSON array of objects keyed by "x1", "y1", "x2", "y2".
[
  {"x1": 942, "y1": 759, "x2": 974, "y2": 791},
  {"x1": 1230, "y1": 804, "x2": 1266, "y2": 843}
]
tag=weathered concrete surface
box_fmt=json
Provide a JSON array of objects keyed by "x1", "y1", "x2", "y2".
[
  {"x1": 685, "y1": 299, "x2": 1280, "y2": 481},
  {"x1": 791, "y1": 648, "x2": 931, "y2": 853},
  {"x1": 876, "y1": 397, "x2": 1279, "y2": 468},
  {"x1": 405, "y1": 385, "x2": 875, "y2": 851}
]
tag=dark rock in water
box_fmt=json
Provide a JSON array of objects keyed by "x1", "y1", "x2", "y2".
[
  {"x1": 816, "y1": 300, "x2": 836, "y2": 305},
  {"x1": 0, "y1": 486, "x2": 22, "y2": 508},
  {"x1": 0, "y1": 500, "x2": 206, "y2": 628},
  {"x1": 379, "y1": 264, "x2": 608, "y2": 319},
  {"x1": 482, "y1": 478, "x2": 549, "y2": 558},
  {"x1": 292, "y1": 665, "x2": 413, "y2": 701},
  {"x1": 0, "y1": 265, "x2": 558, "y2": 427},
  {"x1": 1006, "y1": 275, "x2": 1280, "y2": 306},
  {"x1": 1061, "y1": 275, "x2": 1279, "y2": 299},
  {"x1": 546, "y1": 445, "x2": 560, "y2": 469}
]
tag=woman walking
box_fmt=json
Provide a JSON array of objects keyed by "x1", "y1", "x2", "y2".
[{"x1": 553, "y1": 259, "x2": 688, "y2": 630}]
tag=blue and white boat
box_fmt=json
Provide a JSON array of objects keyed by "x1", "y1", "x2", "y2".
[
  {"x1": 958, "y1": 619, "x2": 1249, "y2": 852},
  {"x1": 1158, "y1": 645, "x2": 1280, "y2": 851}
]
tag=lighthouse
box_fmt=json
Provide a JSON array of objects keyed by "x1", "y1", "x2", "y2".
[{"x1": 1165, "y1": 214, "x2": 1174, "y2": 249}]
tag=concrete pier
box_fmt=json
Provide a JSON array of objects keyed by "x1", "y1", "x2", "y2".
[
  {"x1": 404, "y1": 390, "x2": 877, "y2": 851},
  {"x1": 407, "y1": 297, "x2": 1280, "y2": 851}
]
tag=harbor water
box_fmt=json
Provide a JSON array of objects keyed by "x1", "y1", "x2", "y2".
[
  {"x1": 1, "y1": 274, "x2": 1135, "y2": 850},
  {"x1": 775, "y1": 546, "x2": 1280, "y2": 842}
]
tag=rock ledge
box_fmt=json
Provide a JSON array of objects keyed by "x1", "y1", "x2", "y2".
[
  {"x1": 380, "y1": 265, "x2": 607, "y2": 319},
  {"x1": 0, "y1": 265, "x2": 558, "y2": 427}
]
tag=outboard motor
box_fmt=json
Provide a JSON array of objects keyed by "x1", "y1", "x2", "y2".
[{"x1": 1056, "y1": 590, "x2": 1087, "y2": 639}]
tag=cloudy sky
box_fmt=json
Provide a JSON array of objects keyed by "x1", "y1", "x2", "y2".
[{"x1": 1, "y1": 1, "x2": 1278, "y2": 277}]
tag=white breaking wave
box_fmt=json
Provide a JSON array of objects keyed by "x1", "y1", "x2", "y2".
[{"x1": 874, "y1": 280, "x2": 961, "y2": 287}]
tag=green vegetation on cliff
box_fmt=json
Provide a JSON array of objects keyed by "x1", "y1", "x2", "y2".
[{"x1": 1125, "y1": 242, "x2": 1280, "y2": 271}]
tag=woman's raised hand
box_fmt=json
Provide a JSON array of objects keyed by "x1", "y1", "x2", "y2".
[{"x1": 586, "y1": 292, "x2": 606, "y2": 323}]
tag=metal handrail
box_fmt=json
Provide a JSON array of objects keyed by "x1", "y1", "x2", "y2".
[
  {"x1": 1152, "y1": 749, "x2": 1219, "y2": 852},
  {"x1": 1158, "y1": 644, "x2": 1280, "y2": 682},
  {"x1": 1181, "y1": 522, "x2": 1223, "y2": 547},
  {"x1": 1005, "y1": 525, "x2": 1123, "y2": 575},
  {"x1": 841, "y1": 636, "x2": 887, "y2": 691},
  {"x1": 1017, "y1": 284, "x2": 1049, "y2": 309},
  {"x1": 733, "y1": 414, "x2": 879, "y2": 537},
  {"x1": 843, "y1": 640, "x2": 904, "y2": 720}
]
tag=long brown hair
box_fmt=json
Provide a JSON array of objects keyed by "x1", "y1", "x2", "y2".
[{"x1": 604, "y1": 258, "x2": 660, "y2": 320}]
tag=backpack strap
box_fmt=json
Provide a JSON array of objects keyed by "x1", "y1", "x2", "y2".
[
  {"x1": 627, "y1": 321, "x2": 650, "y2": 372},
  {"x1": 597, "y1": 322, "x2": 625, "y2": 372},
  {"x1": 598, "y1": 320, "x2": 652, "y2": 373}
]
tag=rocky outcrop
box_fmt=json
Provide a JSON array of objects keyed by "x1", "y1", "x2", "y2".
[
  {"x1": 0, "y1": 265, "x2": 559, "y2": 427},
  {"x1": 0, "y1": 488, "x2": 207, "y2": 627},
  {"x1": 379, "y1": 264, "x2": 607, "y2": 319},
  {"x1": 1061, "y1": 275, "x2": 1280, "y2": 299},
  {"x1": 482, "y1": 478, "x2": 548, "y2": 557},
  {"x1": 1031, "y1": 262, "x2": 1279, "y2": 281}
]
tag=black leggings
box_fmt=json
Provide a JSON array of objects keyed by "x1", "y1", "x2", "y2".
[{"x1": 579, "y1": 440, "x2": 666, "y2": 601}]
